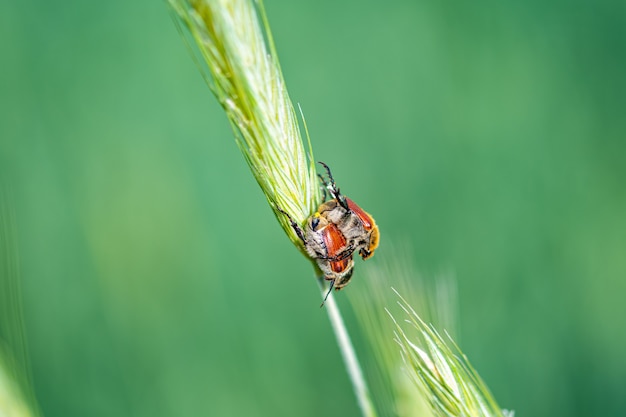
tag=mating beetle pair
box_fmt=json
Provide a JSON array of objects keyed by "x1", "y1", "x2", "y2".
[{"x1": 280, "y1": 162, "x2": 379, "y2": 304}]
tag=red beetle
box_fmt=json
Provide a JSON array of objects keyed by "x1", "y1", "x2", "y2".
[
  {"x1": 279, "y1": 162, "x2": 379, "y2": 305},
  {"x1": 280, "y1": 209, "x2": 355, "y2": 291},
  {"x1": 317, "y1": 162, "x2": 380, "y2": 261}
]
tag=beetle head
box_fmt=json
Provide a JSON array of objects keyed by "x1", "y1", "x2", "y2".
[{"x1": 359, "y1": 224, "x2": 379, "y2": 260}]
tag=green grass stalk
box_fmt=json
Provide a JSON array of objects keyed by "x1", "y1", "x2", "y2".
[
  {"x1": 320, "y1": 278, "x2": 377, "y2": 417},
  {"x1": 168, "y1": 1, "x2": 376, "y2": 415}
]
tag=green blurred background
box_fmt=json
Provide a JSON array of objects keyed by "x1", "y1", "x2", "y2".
[{"x1": 1, "y1": 0, "x2": 625, "y2": 416}]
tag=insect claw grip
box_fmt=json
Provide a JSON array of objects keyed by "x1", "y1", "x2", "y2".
[
  {"x1": 276, "y1": 206, "x2": 306, "y2": 243},
  {"x1": 318, "y1": 162, "x2": 349, "y2": 209}
]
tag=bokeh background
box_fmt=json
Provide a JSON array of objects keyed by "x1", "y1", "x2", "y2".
[{"x1": 2, "y1": 0, "x2": 625, "y2": 416}]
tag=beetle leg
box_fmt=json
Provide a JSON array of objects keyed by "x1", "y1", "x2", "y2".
[
  {"x1": 317, "y1": 174, "x2": 328, "y2": 201},
  {"x1": 276, "y1": 206, "x2": 306, "y2": 244},
  {"x1": 331, "y1": 243, "x2": 355, "y2": 262},
  {"x1": 318, "y1": 162, "x2": 349, "y2": 210},
  {"x1": 316, "y1": 243, "x2": 355, "y2": 262},
  {"x1": 318, "y1": 162, "x2": 335, "y2": 194},
  {"x1": 320, "y1": 279, "x2": 335, "y2": 308}
]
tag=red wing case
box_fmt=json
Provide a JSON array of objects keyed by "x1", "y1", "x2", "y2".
[
  {"x1": 346, "y1": 197, "x2": 374, "y2": 231},
  {"x1": 321, "y1": 223, "x2": 350, "y2": 273}
]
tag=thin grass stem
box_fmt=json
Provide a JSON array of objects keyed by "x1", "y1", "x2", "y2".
[{"x1": 319, "y1": 278, "x2": 378, "y2": 417}]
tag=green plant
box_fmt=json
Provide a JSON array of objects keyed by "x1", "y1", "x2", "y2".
[
  {"x1": 168, "y1": 1, "x2": 375, "y2": 415},
  {"x1": 0, "y1": 187, "x2": 39, "y2": 417},
  {"x1": 168, "y1": 2, "x2": 511, "y2": 417}
]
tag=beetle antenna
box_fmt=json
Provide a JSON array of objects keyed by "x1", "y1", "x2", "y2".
[{"x1": 320, "y1": 280, "x2": 335, "y2": 308}]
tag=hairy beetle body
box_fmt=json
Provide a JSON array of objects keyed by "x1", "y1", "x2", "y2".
[
  {"x1": 316, "y1": 197, "x2": 379, "y2": 261},
  {"x1": 278, "y1": 162, "x2": 379, "y2": 304}
]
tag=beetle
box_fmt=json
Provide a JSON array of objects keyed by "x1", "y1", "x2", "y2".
[
  {"x1": 278, "y1": 206, "x2": 355, "y2": 304},
  {"x1": 312, "y1": 218, "x2": 355, "y2": 290},
  {"x1": 317, "y1": 162, "x2": 380, "y2": 261},
  {"x1": 278, "y1": 162, "x2": 379, "y2": 305}
]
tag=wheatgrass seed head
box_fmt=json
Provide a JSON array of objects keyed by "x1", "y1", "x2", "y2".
[
  {"x1": 388, "y1": 289, "x2": 511, "y2": 417},
  {"x1": 349, "y1": 248, "x2": 510, "y2": 417},
  {"x1": 169, "y1": 4, "x2": 378, "y2": 416},
  {"x1": 169, "y1": 0, "x2": 321, "y2": 249},
  {"x1": 348, "y1": 249, "x2": 452, "y2": 417}
]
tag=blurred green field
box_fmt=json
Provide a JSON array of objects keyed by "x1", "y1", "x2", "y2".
[{"x1": 1, "y1": 0, "x2": 625, "y2": 416}]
